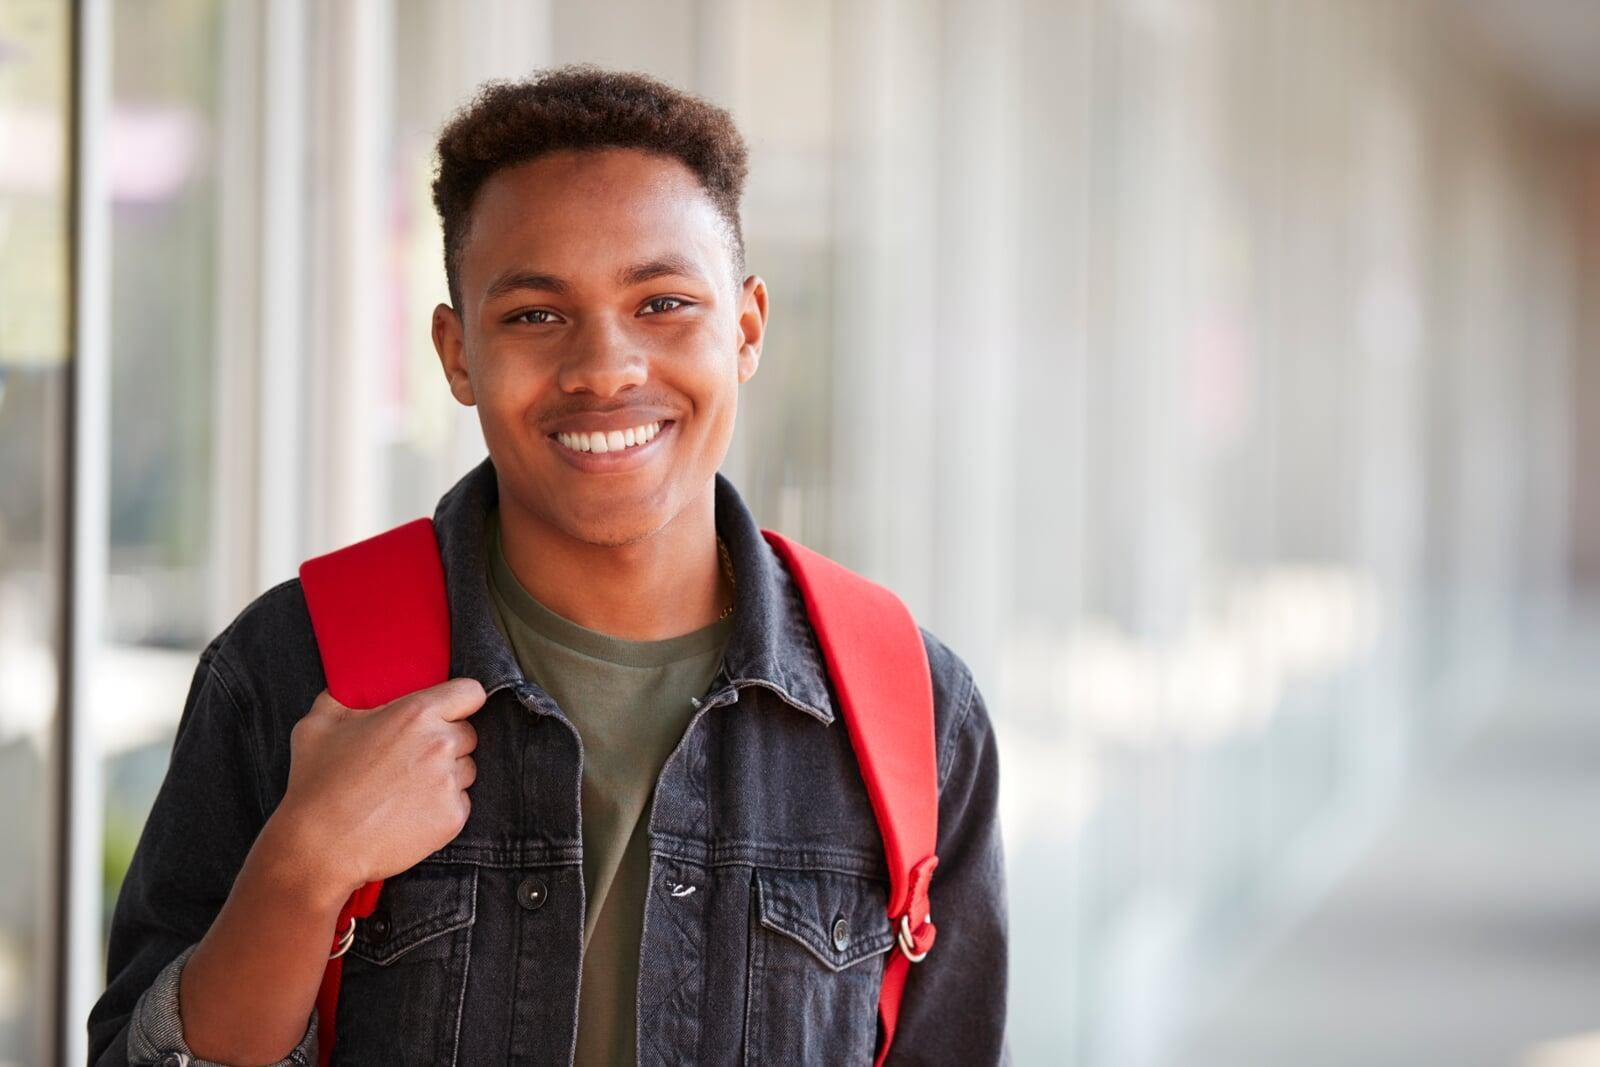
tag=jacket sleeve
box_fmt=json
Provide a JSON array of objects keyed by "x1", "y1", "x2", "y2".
[
  {"x1": 86, "y1": 639, "x2": 317, "y2": 1066},
  {"x1": 123, "y1": 944, "x2": 319, "y2": 1066},
  {"x1": 884, "y1": 666, "x2": 1011, "y2": 1066}
]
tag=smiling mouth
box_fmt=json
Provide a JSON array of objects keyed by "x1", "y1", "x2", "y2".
[{"x1": 549, "y1": 419, "x2": 674, "y2": 455}]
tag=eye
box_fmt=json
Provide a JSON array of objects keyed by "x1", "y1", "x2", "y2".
[
  {"x1": 510, "y1": 308, "x2": 560, "y2": 326},
  {"x1": 640, "y1": 296, "x2": 690, "y2": 316}
]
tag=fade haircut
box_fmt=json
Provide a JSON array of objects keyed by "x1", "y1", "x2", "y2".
[{"x1": 430, "y1": 63, "x2": 751, "y2": 311}]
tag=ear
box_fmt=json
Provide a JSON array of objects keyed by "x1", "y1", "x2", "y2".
[
  {"x1": 735, "y1": 274, "x2": 767, "y2": 383},
  {"x1": 432, "y1": 302, "x2": 476, "y2": 405}
]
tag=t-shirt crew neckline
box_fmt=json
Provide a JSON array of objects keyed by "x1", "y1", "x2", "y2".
[{"x1": 485, "y1": 506, "x2": 735, "y2": 669}]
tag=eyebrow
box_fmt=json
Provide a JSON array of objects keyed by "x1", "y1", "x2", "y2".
[{"x1": 483, "y1": 253, "x2": 707, "y2": 301}]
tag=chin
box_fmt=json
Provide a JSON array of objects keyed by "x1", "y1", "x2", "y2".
[{"x1": 550, "y1": 501, "x2": 673, "y2": 548}]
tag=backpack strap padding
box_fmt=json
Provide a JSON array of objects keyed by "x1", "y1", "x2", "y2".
[
  {"x1": 297, "y1": 516, "x2": 451, "y2": 1067},
  {"x1": 760, "y1": 529, "x2": 939, "y2": 1066}
]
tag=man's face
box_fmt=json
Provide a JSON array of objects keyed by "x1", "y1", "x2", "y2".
[{"x1": 433, "y1": 147, "x2": 766, "y2": 548}]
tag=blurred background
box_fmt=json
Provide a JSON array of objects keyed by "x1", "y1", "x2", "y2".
[{"x1": 4, "y1": 0, "x2": 1600, "y2": 1064}]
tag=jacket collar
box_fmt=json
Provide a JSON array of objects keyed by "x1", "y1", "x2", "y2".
[{"x1": 432, "y1": 455, "x2": 834, "y2": 724}]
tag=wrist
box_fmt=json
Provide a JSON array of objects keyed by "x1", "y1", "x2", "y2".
[{"x1": 257, "y1": 804, "x2": 363, "y2": 914}]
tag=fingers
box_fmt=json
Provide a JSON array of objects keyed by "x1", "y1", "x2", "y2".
[
  {"x1": 380, "y1": 677, "x2": 486, "y2": 724},
  {"x1": 433, "y1": 677, "x2": 488, "y2": 722},
  {"x1": 455, "y1": 754, "x2": 477, "y2": 791},
  {"x1": 448, "y1": 720, "x2": 478, "y2": 758}
]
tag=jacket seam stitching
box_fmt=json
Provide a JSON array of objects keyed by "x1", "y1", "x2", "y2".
[
  {"x1": 205, "y1": 650, "x2": 272, "y2": 823},
  {"x1": 202, "y1": 575, "x2": 302, "y2": 822},
  {"x1": 448, "y1": 865, "x2": 478, "y2": 1064}
]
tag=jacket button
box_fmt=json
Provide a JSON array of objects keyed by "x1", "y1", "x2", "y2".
[
  {"x1": 517, "y1": 876, "x2": 548, "y2": 911},
  {"x1": 364, "y1": 908, "x2": 391, "y2": 944},
  {"x1": 831, "y1": 916, "x2": 851, "y2": 951},
  {"x1": 157, "y1": 1054, "x2": 190, "y2": 1067}
]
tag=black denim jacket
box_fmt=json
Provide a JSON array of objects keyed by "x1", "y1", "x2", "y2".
[{"x1": 87, "y1": 456, "x2": 1010, "y2": 1065}]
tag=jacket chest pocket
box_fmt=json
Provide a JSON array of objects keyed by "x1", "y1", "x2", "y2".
[
  {"x1": 744, "y1": 867, "x2": 894, "y2": 1066},
  {"x1": 330, "y1": 862, "x2": 479, "y2": 1067}
]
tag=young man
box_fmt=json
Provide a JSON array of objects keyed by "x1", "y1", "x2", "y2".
[{"x1": 88, "y1": 64, "x2": 1009, "y2": 1065}]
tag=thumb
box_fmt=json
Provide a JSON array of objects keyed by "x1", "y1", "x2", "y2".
[
  {"x1": 434, "y1": 677, "x2": 489, "y2": 723},
  {"x1": 309, "y1": 687, "x2": 356, "y2": 719}
]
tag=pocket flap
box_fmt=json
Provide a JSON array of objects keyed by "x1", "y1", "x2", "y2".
[
  {"x1": 349, "y1": 863, "x2": 477, "y2": 966},
  {"x1": 754, "y1": 867, "x2": 894, "y2": 972}
]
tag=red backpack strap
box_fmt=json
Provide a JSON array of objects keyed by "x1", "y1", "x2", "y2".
[
  {"x1": 760, "y1": 529, "x2": 939, "y2": 1066},
  {"x1": 296, "y1": 517, "x2": 452, "y2": 1067}
]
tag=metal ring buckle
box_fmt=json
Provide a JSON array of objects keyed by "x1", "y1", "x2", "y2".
[
  {"x1": 896, "y1": 913, "x2": 932, "y2": 963},
  {"x1": 329, "y1": 915, "x2": 357, "y2": 959}
]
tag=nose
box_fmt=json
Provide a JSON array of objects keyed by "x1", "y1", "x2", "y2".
[{"x1": 555, "y1": 320, "x2": 648, "y2": 398}]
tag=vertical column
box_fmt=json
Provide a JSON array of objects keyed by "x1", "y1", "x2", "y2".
[
  {"x1": 209, "y1": 0, "x2": 263, "y2": 625},
  {"x1": 930, "y1": 0, "x2": 1023, "y2": 690},
  {"x1": 1014, "y1": 0, "x2": 1092, "y2": 628},
  {"x1": 212, "y1": 0, "x2": 311, "y2": 603},
  {"x1": 1345, "y1": 0, "x2": 1425, "y2": 844},
  {"x1": 1569, "y1": 155, "x2": 1600, "y2": 589},
  {"x1": 57, "y1": 1, "x2": 112, "y2": 1062},
  {"x1": 305, "y1": 0, "x2": 395, "y2": 550},
  {"x1": 828, "y1": 0, "x2": 942, "y2": 616},
  {"x1": 1516, "y1": 155, "x2": 1579, "y2": 635},
  {"x1": 258, "y1": 0, "x2": 312, "y2": 582}
]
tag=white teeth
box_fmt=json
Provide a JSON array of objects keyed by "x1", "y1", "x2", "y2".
[{"x1": 554, "y1": 420, "x2": 663, "y2": 454}]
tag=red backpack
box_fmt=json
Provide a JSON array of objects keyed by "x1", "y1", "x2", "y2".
[{"x1": 297, "y1": 516, "x2": 940, "y2": 1066}]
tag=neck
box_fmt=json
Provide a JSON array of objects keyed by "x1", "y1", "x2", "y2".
[{"x1": 493, "y1": 476, "x2": 729, "y2": 642}]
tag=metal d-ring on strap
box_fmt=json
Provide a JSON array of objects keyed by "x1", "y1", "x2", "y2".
[
  {"x1": 896, "y1": 913, "x2": 932, "y2": 963},
  {"x1": 329, "y1": 915, "x2": 357, "y2": 959}
]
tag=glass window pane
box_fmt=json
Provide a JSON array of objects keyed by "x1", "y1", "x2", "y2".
[
  {"x1": 99, "y1": 0, "x2": 224, "y2": 963},
  {"x1": 0, "y1": 2, "x2": 71, "y2": 1061}
]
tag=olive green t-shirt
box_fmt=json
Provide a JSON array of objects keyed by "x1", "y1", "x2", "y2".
[{"x1": 483, "y1": 507, "x2": 733, "y2": 1066}]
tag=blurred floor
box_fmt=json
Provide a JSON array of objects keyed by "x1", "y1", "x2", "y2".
[{"x1": 1174, "y1": 608, "x2": 1600, "y2": 1067}]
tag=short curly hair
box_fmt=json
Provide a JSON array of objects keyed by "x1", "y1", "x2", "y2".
[{"x1": 431, "y1": 64, "x2": 750, "y2": 310}]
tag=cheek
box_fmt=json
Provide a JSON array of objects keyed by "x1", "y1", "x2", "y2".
[
  {"x1": 472, "y1": 359, "x2": 546, "y2": 435},
  {"x1": 474, "y1": 347, "x2": 541, "y2": 401},
  {"x1": 681, "y1": 357, "x2": 739, "y2": 427}
]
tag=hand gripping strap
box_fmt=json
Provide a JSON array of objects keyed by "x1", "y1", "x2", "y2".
[
  {"x1": 759, "y1": 529, "x2": 939, "y2": 1066},
  {"x1": 297, "y1": 517, "x2": 451, "y2": 1067}
]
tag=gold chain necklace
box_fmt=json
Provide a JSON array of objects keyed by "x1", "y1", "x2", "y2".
[{"x1": 717, "y1": 535, "x2": 736, "y2": 619}]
